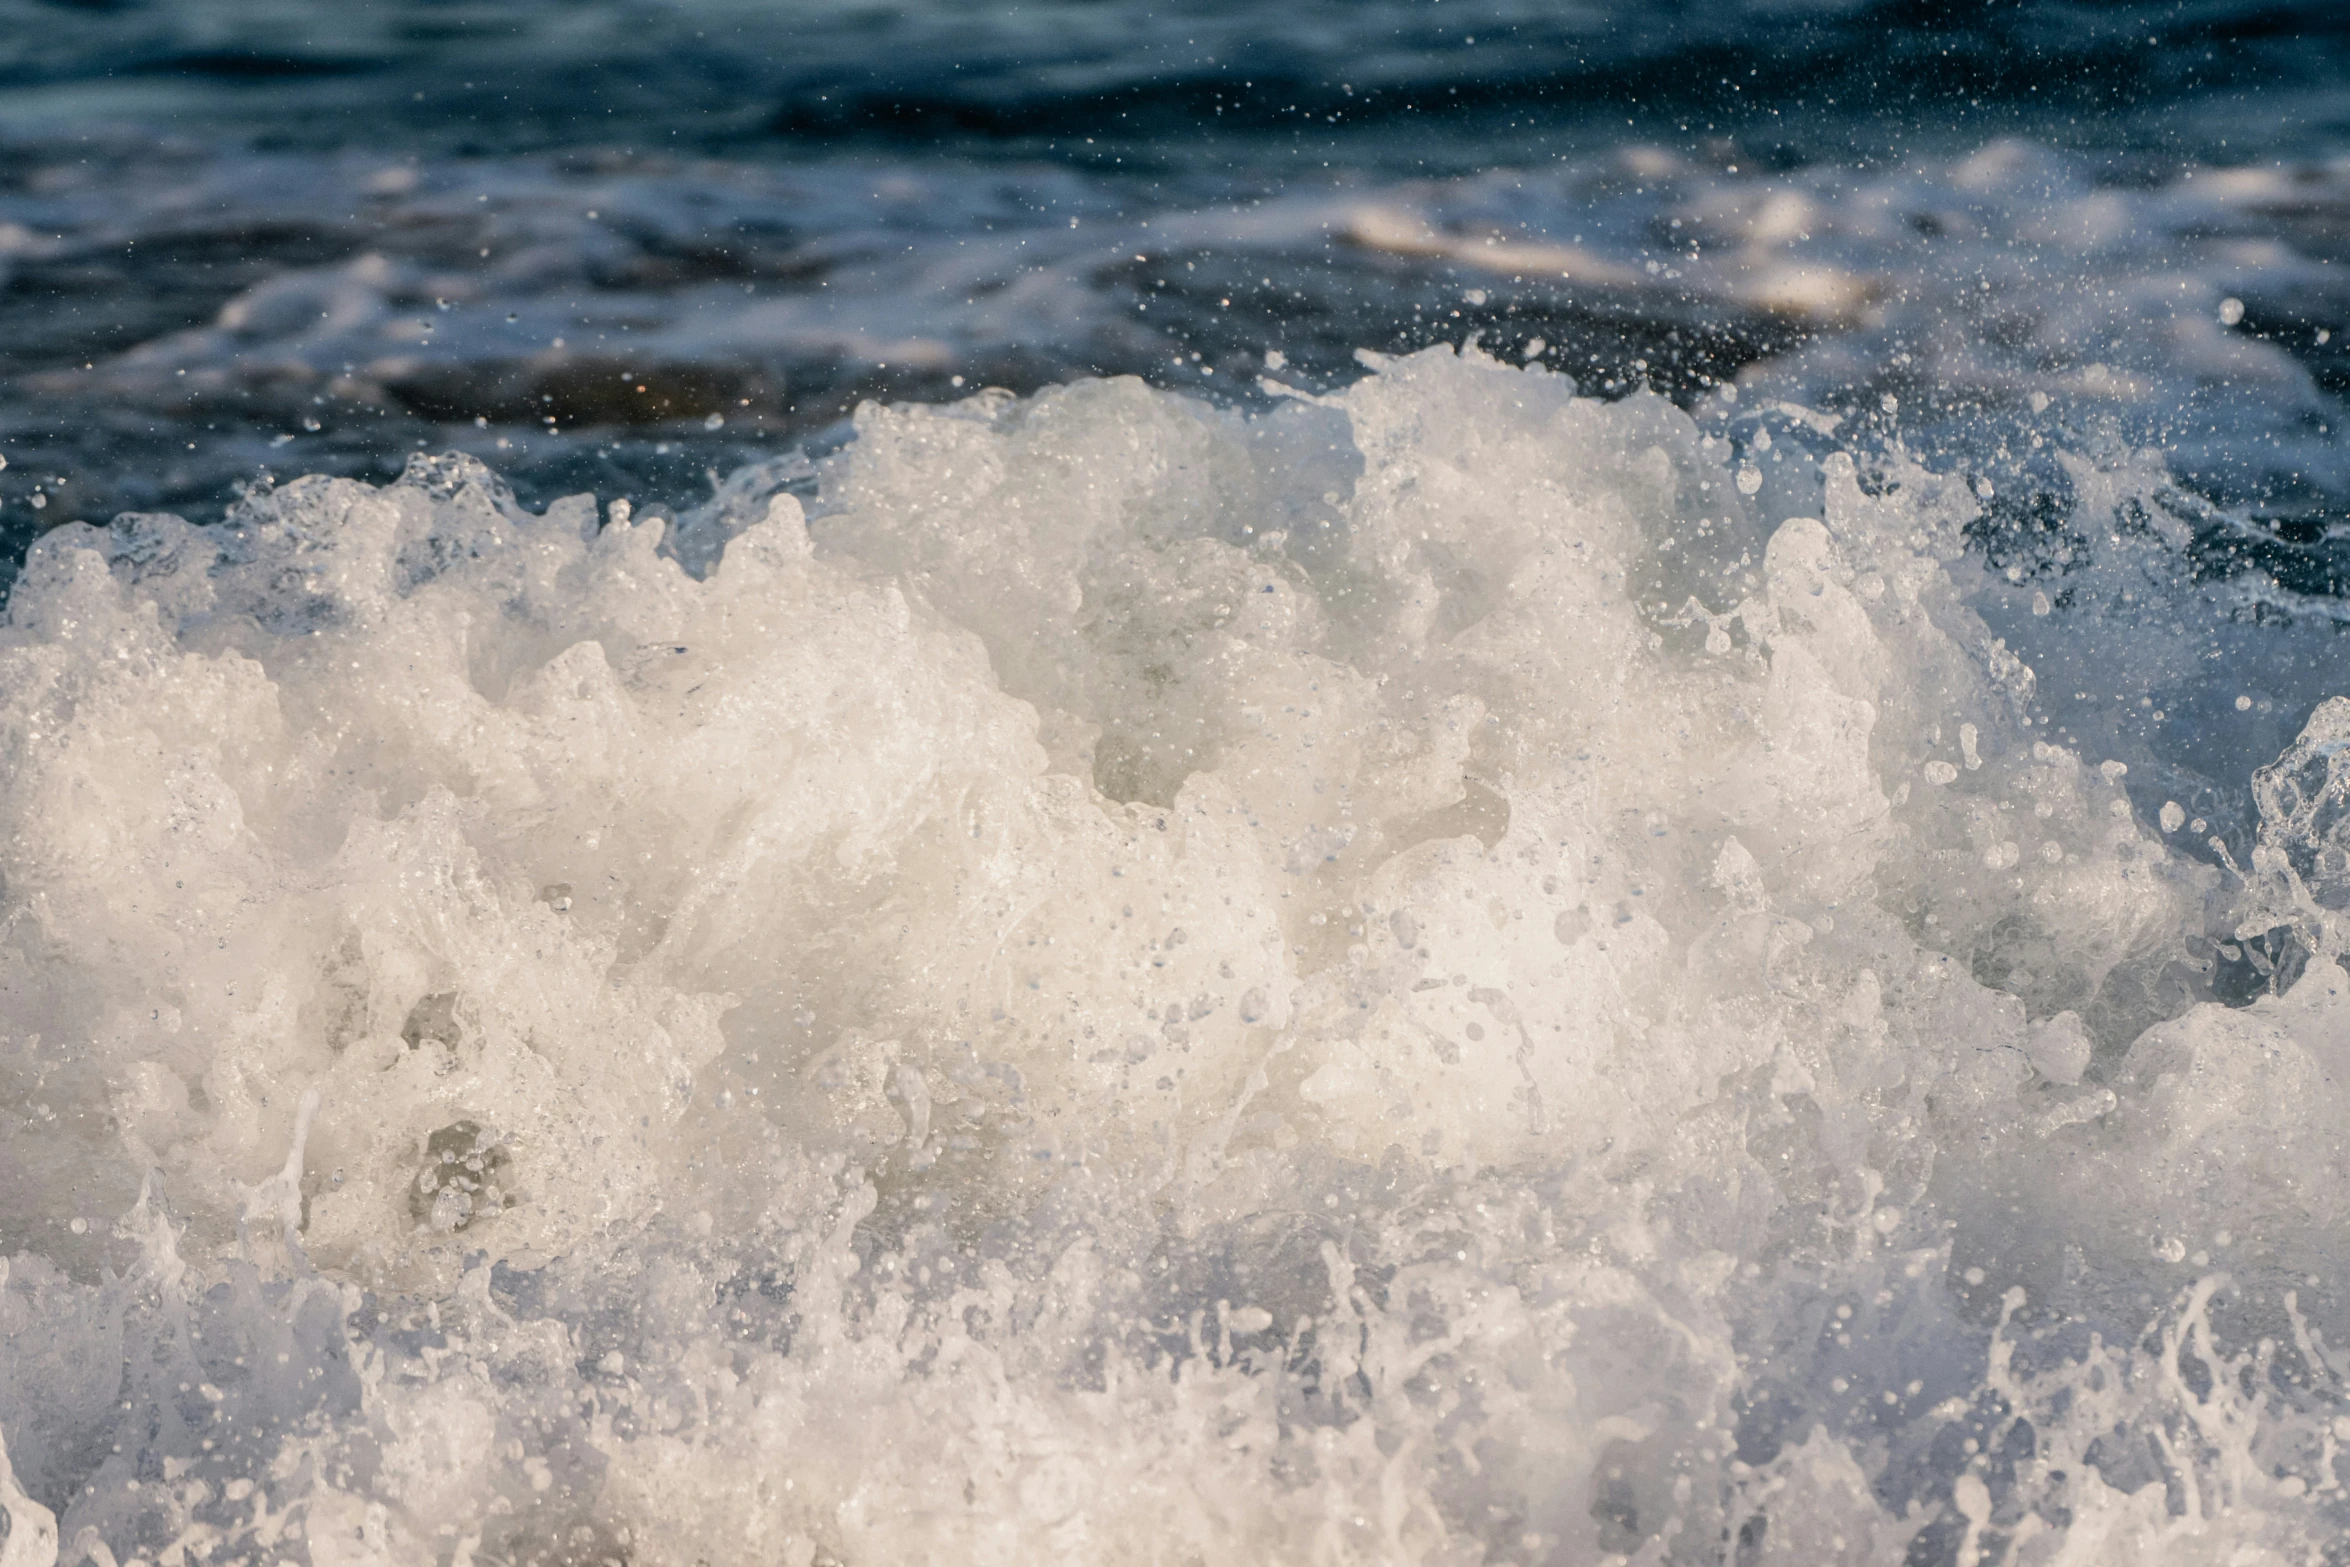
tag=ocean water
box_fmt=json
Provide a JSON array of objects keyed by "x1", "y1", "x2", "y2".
[{"x1": 5, "y1": 4, "x2": 2350, "y2": 1565}]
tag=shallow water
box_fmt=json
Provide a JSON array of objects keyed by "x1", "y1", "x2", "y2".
[{"x1": 5, "y1": 6, "x2": 2350, "y2": 1566}]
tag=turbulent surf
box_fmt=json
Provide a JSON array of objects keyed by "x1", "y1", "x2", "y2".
[{"x1": 2, "y1": 346, "x2": 2348, "y2": 1563}]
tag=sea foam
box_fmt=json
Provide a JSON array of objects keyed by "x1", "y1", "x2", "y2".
[{"x1": 1, "y1": 346, "x2": 2345, "y2": 1564}]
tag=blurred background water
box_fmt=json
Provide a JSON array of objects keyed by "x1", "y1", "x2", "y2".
[{"x1": 0, "y1": 2, "x2": 2341, "y2": 517}]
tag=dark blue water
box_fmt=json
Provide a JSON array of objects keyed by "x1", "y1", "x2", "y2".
[
  {"x1": 3, "y1": 0, "x2": 2344, "y2": 162},
  {"x1": 2, "y1": 1, "x2": 2346, "y2": 527}
]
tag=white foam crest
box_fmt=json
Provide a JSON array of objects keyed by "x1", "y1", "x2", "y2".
[{"x1": 1, "y1": 347, "x2": 2346, "y2": 1562}]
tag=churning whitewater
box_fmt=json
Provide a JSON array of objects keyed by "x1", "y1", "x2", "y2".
[{"x1": 4, "y1": 346, "x2": 2350, "y2": 1564}]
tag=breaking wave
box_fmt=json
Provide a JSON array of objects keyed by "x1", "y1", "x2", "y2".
[{"x1": 4, "y1": 347, "x2": 2350, "y2": 1563}]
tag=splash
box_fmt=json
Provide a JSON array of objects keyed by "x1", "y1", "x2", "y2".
[{"x1": 1, "y1": 347, "x2": 2346, "y2": 1564}]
